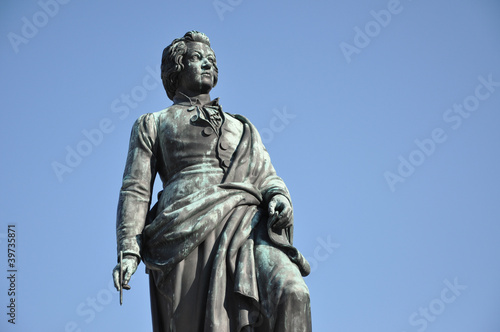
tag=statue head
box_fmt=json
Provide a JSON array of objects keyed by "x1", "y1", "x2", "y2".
[{"x1": 161, "y1": 31, "x2": 219, "y2": 100}]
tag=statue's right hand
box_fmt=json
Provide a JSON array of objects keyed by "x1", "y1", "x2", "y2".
[{"x1": 112, "y1": 256, "x2": 139, "y2": 291}]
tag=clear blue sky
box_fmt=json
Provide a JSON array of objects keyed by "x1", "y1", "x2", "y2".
[{"x1": 1, "y1": 0, "x2": 500, "y2": 331}]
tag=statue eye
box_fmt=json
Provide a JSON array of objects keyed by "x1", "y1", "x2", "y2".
[{"x1": 189, "y1": 54, "x2": 201, "y2": 61}]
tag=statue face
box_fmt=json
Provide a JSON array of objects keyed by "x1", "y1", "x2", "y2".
[{"x1": 177, "y1": 42, "x2": 216, "y2": 95}]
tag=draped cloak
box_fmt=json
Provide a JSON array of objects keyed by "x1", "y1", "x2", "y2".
[{"x1": 116, "y1": 97, "x2": 311, "y2": 331}]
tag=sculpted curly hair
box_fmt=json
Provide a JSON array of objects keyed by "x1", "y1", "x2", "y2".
[{"x1": 161, "y1": 31, "x2": 219, "y2": 100}]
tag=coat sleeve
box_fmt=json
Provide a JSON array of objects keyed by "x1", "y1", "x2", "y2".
[{"x1": 116, "y1": 113, "x2": 157, "y2": 262}]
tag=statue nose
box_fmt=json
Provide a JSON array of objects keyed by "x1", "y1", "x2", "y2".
[{"x1": 201, "y1": 59, "x2": 211, "y2": 69}]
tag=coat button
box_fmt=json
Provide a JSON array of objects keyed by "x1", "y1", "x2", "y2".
[
  {"x1": 203, "y1": 127, "x2": 214, "y2": 136},
  {"x1": 219, "y1": 141, "x2": 229, "y2": 150},
  {"x1": 190, "y1": 114, "x2": 199, "y2": 123},
  {"x1": 187, "y1": 106, "x2": 196, "y2": 112},
  {"x1": 222, "y1": 159, "x2": 230, "y2": 167}
]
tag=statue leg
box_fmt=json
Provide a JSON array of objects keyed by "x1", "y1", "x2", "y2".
[
  {"x1": 252, "y1": 229, "x2": 312, "y2": 332},
  {"x1": 149, "y1": 272, "x2": 172, "y2": 332}
]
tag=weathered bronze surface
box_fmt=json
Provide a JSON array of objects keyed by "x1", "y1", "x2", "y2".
[{"x1": 112, "y1": 31, "x2": 312, "y2": 331}]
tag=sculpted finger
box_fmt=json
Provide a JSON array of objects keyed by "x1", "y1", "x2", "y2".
[
  {"x1": 278, "y1": 203, "x2": 290, "y2": 218},
  {"x1": 112, "y1": 266, "x2": 121, "y2": 291},
  {"x1": 122, "y1": 266, "x2": 133, "y2": 285},
  {"x1": 268, "y1": 199, "x2": 277, "y2": 215},
  {"x1": 283, "y1": 217, "x2": 293, "y2": 228},
  {"x1": 268, "y1": 213, "x2": 278, "y2": 229},
  {"x1": 273, "y1": 218, "x2": 284, "y2": 229},
  {"x1": 274, "y1": 209, "x2": 293, "y2": 228},
  {"x1": 279, "y1": 203, "x2": 291, "y2": 219},
  {"x1": 272, "y1": 213, "x2": 286, "y2": 229}
]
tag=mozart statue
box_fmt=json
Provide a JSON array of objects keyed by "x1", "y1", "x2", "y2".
[{"x1": 112, "y1": 30, "x2": 312, "y2": 331}]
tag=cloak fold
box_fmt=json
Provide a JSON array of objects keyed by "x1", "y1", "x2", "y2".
[{"x1": 140, "y1": 116, "x2": 310, "y2": 330}]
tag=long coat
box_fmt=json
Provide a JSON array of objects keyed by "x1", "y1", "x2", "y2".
[{"x1": 116, "y1": 94, "x2": 311, "y2": 331}]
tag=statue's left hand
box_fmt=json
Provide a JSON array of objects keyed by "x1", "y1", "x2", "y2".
[{"x1": 268, "y1": 194, "x2": 293, "y2": 229}]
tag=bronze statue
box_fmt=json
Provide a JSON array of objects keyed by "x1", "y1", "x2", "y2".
[{"x1": 112, "y1": 31, "x2": 312, "y2": 331}]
